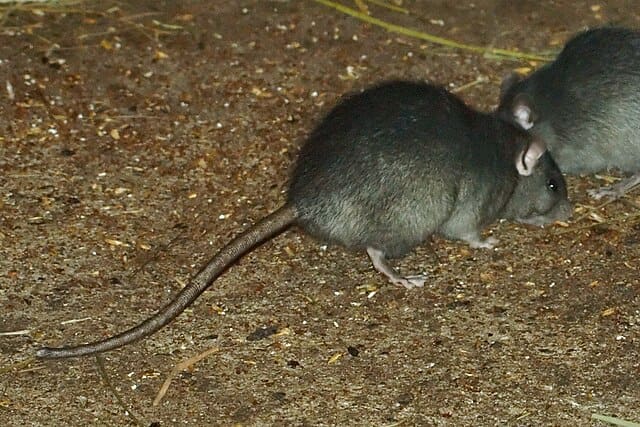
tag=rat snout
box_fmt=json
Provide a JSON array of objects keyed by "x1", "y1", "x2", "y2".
[
  {"x1": 543, "y1": 198, "x2": 573, "y2": 225},
  {"x1": 555, "y1": 198, "x2": 573, "y2": 221},
  {"x1": 554, "y1": 198, "x2": 574, "y2": 222},
  {"x1": 515, "y1": 198, "x2": 572, "y2": 227}
]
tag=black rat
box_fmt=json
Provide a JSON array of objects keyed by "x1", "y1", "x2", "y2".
[
  {"x1": 498, "y1": 27, "x2": 640, "y2": 199},
  {"x1": 37, "y1": 80, "x2": 571, "y2": 359}
]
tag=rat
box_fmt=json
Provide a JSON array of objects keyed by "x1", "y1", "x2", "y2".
[
  {"x1": 36, "y1": 80, "x2": 571, "y2": 359},
  {"x1": 497, "y1": 26, "x2": 640, "y2": 199}
]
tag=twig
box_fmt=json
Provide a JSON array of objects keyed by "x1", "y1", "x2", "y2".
[
  {"x1": 0, "y1": 357, "x2": 35, "y2": 376},
  {"x1": 60, "y1": 317, "x2": 92, "y2": 325},
  {"x1": 0, "y1": 1, "x2": 87, "y2": 14},
  {"x1": 365, "y1": 0, "x2": 409, "y2": 14},
  {"x1": 591, "y1": 413, "x2": 640, "y2": 427},
  {"x1": 553, "y1": 210, "x2": 640, "y2": 235},
  {"x1": 312, "y1": 0, "x2": 553, "y2": 62},
  {"x1": 95, "y1": 355, "x2": 145, "y2": 426},
  {"x1": 553, "y1": 186, "x2": 640, "y2": 235},
  {"x1": 354, "y1": 0, "x2": 368, "y2": 14},
  {"x1": 572, "y1": 197, "x2": 623, "y2": 223},
  {"x1": 126, "y1": 226, "x2": 187, "y2": 282},
  {"x1": 153, "y1": 346, "x2": 220, "y2": 406},
  {"x1": 16, "y1": 366, "x2": 46, "y2": 374},
  {"x1": 451, "y1": 75, "x2": 489, "y2": 93},
  {"x1": 0, "y1": 329, "x2": 31, "y2": 336},
  {"x1": 620, "y1": 198, "x2": 640, "y2": 211}
]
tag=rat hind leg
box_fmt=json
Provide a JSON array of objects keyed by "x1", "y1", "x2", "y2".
[{"x1": 366, "y1": 247, "x2": 426, "y2": 289}]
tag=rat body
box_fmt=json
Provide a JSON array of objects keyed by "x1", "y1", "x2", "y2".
[
  {"x1": 498, "y1": 27, "x2": 640, "y2": 199},
  {"x1": 37, "y1": 81, "x2": 571, "y2": 359}
]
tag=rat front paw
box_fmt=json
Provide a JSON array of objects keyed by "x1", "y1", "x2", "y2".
[{"x1": 588, "y1": 186, "x2": 621, "y2": 200}]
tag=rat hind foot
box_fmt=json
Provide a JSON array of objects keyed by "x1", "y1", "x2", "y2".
[
  {"x1": 366, "y1": 247, "x2": 426, "y2": 289},
  {"x1": 398, "y1": 274, "x2": 427, "y2": 289},
  {"x1": 461, "y1": 234, "x2": 498, "y2": 249},
  {"x1": 588, "y1": 174, "x2": 640, "y2": 200}
]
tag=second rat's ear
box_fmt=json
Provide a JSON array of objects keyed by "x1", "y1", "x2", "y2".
[
  {"x1": 499, "y1": 72, "x2": 522, "y2": 100},
  {"x1": 516, "y1": 139, "x2": 546, "y2": 176},
  {"x1": 511, "y1": 93, "x2": 536, "y2": 130}
]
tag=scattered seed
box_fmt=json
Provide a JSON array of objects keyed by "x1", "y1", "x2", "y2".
[{"x1": 327, "y1": 352, "x2": 343, "y2": 364}]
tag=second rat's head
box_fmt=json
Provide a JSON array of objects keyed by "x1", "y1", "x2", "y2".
[
  {"x1": 496, "y1": 70, "x2": 563, "y2": 156},
  {"x1": 497, "y1": 72, "x2": 540, "y2": 131}
]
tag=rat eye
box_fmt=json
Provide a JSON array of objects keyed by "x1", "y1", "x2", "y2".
[{"x1": 547, "y1": 178, "x2": 558, "y2": 192}]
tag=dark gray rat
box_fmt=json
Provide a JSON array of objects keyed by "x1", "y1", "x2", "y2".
[
  {"x1": 36, "y1": 80, "x2": 571, "y2": 359},
  {"x1": 498, "y1": 27, "x2": 640, "y2": 199}
]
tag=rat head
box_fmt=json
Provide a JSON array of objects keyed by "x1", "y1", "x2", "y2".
[
  {"x1": 502, "y1": 135, "x2": 572, "y2": 226},
  {"x1": 497, "y1": 72, "x2": 539, "y2": 131}
]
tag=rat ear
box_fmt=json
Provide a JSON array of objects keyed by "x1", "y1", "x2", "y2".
[
  {"x1": 516, "y1": 139, "x2": 546, "y2": 176},
  {"x1": 499, "y1": 72, "x2": 522, "y2": 100},
  {"x1": 511, "y1": 93, "x2": 536, "y2": 130}
]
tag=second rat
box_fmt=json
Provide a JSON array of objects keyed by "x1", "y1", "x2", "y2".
[
  {"x1": 498, "y1": 27, "x2": 640, "y2": 199},
  {"x1": 37, "y1": 80, "x2": 571, "y2": 359}
]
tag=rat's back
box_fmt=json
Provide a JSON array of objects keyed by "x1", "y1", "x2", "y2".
[{"x1": 288, "y1": 81, "x2": 504, "y2": 258}]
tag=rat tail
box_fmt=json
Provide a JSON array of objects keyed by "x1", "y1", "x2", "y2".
[{"x1": 36, "y1": 204, "x2": 298, "y2": 359}]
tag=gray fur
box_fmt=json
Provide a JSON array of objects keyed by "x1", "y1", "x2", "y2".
[
  {"x1": 498, "y1": 27, "x2": 640, "y2": 198},
  {"x1": 289, "y1": 81, "x2": 571, "y2": 255}
]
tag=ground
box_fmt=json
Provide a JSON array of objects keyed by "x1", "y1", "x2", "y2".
[{"x1": 1, "y1": 1, "x2": 639, "y2": 426}]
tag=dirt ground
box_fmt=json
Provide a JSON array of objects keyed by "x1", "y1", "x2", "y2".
[{"x1": 1, "y1": 1, "x2": 639, "y2": 426}]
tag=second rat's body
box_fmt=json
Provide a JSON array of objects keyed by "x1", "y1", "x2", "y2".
[
  {"x1": 37, "y1": 81, "x2": 571, "y2": 359},
  {"x1": 498, "y1": 27, "x2": 640, "y2": 198}
]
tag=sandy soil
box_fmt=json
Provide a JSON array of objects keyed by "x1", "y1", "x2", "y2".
[{"x1": 1, "y1": 1, "x2": 639, "y2": 425}]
